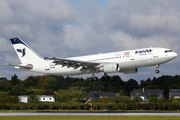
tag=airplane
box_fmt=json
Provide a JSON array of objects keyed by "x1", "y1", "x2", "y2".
[{"x1": 6, "y1": 38, "x2": 177, "y2": 81}]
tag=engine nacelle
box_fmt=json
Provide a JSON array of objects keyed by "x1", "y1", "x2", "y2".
[
  {"x1": 99, "y1": 63, "x2": 119, "y2": 73},
  {"x1": 121, "y1": 68, "x2": 138, "y2": 74}
]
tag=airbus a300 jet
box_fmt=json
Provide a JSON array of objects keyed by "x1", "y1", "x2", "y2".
[{"x1": 6, "y1": 38, "x2": 177, "y2": 81}]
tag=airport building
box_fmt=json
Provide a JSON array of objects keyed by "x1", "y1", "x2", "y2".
[
  {"x1": 86, "y1": 92, "x2": 120, "y2": 100},
  {"x1": 18, "y1": 95, "x2": 55, "y2": 103},
  {"x1": 169, "y1": 89, "x2": 180, "y2": 99},
  {"x1": 132, "y1": 89, "x2": 164, "y2": 101}
]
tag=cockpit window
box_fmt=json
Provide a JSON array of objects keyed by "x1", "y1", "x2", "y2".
[{"x1": 165, "y1": 50, "x2": 172, "y2": 53}]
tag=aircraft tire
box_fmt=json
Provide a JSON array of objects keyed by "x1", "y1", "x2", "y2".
[
  {"x1": 93, "y1": 77, "x2": 98, "y2": 81},
  {"x1": 105, "y1": 76, "x2": 110, "y2": 81},
  {"x1": 100, "y1": 77, "x2": 105, "y2": 81},
  {"x1": 155, "y1": 70, "x2": 159, "y2": 74},
  {"x1": 89, "y1": 77, "x2": 93, "y2": 81}
]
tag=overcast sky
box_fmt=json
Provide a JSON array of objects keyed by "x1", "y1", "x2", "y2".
[{"x1": 1, "y1": 0, "x2": 180, "y2": 82}]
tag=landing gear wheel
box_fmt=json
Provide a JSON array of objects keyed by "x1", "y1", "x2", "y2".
[
  {"x1": 100, "y1": 75, "x2": 110, "y2": 81},
  {"x1": 155, "y1": 65, "x2": 160, "y2": 74},
  {"x1": 100, "y1": 77, "x2": 105, "y2": 81},
  {"x1": 89, "y1": 77, "x2": 98, "y2": 81},
  {"x1": 93, "y1": 77, "x2": 98, "y2": 81},
  {"x1": 105, "y1": 76, "x2": 110, "y2": 81},
  {"x1": 155, "y1": 70, "x2": 159, "y2": 74},
  {"x1": 89, "y1": 77, "x2": 93, "y2": 81}
]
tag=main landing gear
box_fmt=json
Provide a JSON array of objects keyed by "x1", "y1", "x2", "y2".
[
  {"x1": 100, "y1": 73, "x2": 110, "y2": 81},
  {"x1": 155, "y1": 65, "x2": 160, "y2": 74},
  {"x1": 89, "y1": 77, "x2": 98, "y2": 81},
  {"x1": 89, "y1": 70, "x2": 98, "y2": 81},
  {"x1": 89, "y1": 72, "x2": 110, "y2": 81}
]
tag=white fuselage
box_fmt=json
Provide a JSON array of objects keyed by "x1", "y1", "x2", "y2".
[{"x1": 30, "y1": 47, "x2": 177, "y2": 76}]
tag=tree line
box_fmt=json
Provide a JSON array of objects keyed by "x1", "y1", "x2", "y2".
[{"x1": 0, "y1": 74, "x2": 180, "y2": 99}]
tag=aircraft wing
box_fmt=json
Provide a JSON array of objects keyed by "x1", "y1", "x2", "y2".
[
  {"x1": 5, "y1": 64, "x2": 33, "y2": 70},
  {"x1": 48, "y1": 57, "x2": 108, "y2": 69}
]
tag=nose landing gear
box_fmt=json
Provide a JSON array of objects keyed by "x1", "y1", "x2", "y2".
[{"x1": 155, "y1": 65, "x2": 160, "y2": 74}]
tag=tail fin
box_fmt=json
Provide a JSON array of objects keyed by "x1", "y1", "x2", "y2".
[{"x1": 10, "y1": 38, "x2": 45, "y2": 64}]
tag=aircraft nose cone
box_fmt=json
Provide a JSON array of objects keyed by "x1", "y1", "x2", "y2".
[
  {"x1": 173, "y1": 52, "x2": 178, "y2": 58},
  {"x1": 169, "y1": 52, "x2": 177, "y2": 60},
  {"x1": 167, "y1": 52, "x2": 177, "y2": 61}
]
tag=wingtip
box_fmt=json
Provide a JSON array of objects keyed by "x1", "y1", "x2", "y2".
[{"x1": 4, "y1": 63, "x2": 14, "y2": 66}]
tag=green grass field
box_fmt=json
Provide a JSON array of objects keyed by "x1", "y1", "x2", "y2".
[{"x1": 0, "y1": 116, "x2": 180, "y2": 120}]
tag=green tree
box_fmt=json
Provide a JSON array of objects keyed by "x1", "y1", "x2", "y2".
[
  {"x1": 29, "y1": 89, "x2": 45, "y2": 95},
  {"x1": 70, "y1": 86, "x2": 79, "y2": 91},
  {"x1": 42, "y1": 76, "x2": 51, "y2": 90},
  {"x1": 6, "y1": 96, "x2": 19, "y2": 103},
  {"x1": 126, "y1": 79, "x2": 138, "y2": 90},
  {"x1": 54, "y1": 89, "x2": 86, "y2": 103},
  {"x1": 80, "y1": 87, "x2": 86, "y2": 92},
  {"x1": 8, "y1": 84, "x2": 26, "y2": 95},
  {"x1": 22, "y1": 76, "x2": 38, "y2": 89},
  {"x1": 116, "y1": 96, "x2": 131, "y2": 103},
  {"x1": 132, "y1": 96, "x2": 142, "y2": 102},
  {"x1": 28, "y1": 94, "x2": 39, "y2": 103},
  {"x1": 0, "y1": 91, "x2": 8, "y2": 103},
  {"x1": 158, "y1": 97, "x2": 166, "y2": 103},
  {"x1": 0, "y1": 78, "x2": 10, "y2": 91},
  {"x1": 119, "y1": 89, "x2": 125, "y2": 96},
  {"x1": 55, "y1": 89, "x2": 71, "y2": 102},
  {"x1": 3, "y1": 82, "x2": 13, "y2": 92},
  {"x1": 46, "y1": 77, "x2": 58, "y2": 91},
  {"x1": 71, "y1": 80, "x2": 85, "y2": 88},
  {"x1": 11, "y1": 74, "x2": 21, "y2": 86},
  {"x1": 44, "y1": 89, "x2": 54, "y2": 95},
  {"x1": 86, "y1": 81, "x2": 104, "y2": 92},
  {"x1": 105, "y1": 76, "x2": 125, "y2": 93},
  {"x1": 148, "y1": 94, "x2": 158, "y2": 103}
]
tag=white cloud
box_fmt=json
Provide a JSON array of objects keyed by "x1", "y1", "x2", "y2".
[
  {"x1": 129, "y1": 13, "x2": 180, "y2": 32},
  {"x1": 0, "y1": 0, "x2": 179, "y2": 81},
  {"x1": 110, "y1": 31, "x2": 175, "y2": 50},
  {"x1": 63, "y1": 25, "x2": 90, "y2": 50},
  {"x1": 0, "y1": 1, "x2": 12, "y2": 23}
]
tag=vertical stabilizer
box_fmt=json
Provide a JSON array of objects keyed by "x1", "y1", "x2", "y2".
[{"x1": 10, "y1": 38, "x2": 45, "y2": 64}]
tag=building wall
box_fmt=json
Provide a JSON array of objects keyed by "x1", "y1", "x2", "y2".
[
  {"x1": 39, "y1": 95, "x2": 55, "y2": 102},
  {"x1": 86, "y1": 92, "x2": 119, "y2": 100},
  {"x1": 133, "y1": 89, "x2": 164, "y2": 101},
  {"x1": 18, "y1": 95, "x2": 55, "y2": 103},
  {"x1": 169, "y1": 89, "x2": 180, "y2": 99},
  {"x1": 18, "y1": 96, "x2": 28, "y2": 103}
]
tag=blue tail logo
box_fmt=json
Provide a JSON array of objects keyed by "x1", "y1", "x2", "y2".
[{"x1": 16, "y1": 48, "x2": 26, "y2": 57}]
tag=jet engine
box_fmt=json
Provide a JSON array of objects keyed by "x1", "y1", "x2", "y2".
[{"x1": 98, "y1": 63, "x2": 119, "y2": 73}]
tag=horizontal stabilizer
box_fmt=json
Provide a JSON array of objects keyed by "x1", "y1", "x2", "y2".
[{"x1": 5, "y1": 64, "x2": 33, "y2": 70}]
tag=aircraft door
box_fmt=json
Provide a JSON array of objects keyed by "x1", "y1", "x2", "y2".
[
  {"x1": 130, "y1": 52, "x2": 135, "y2": 60},
  {"x1": 153, "y1": 49, "x2": 158, "y2": 57},
  {"x1": 45, "y1": 63, "x2": 50, "y2": 71}
]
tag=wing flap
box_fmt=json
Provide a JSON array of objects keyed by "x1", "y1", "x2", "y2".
[{"x1": 48, "y1": 57, "x2": 105, "y2": 69}]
